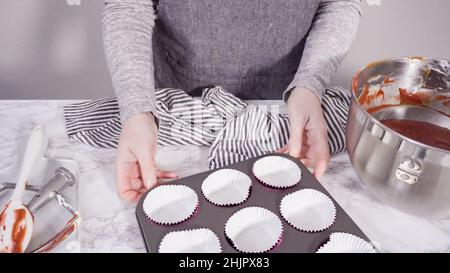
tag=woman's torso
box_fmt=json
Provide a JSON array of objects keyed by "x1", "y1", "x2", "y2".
[{"x1": 152, "y1": 0, "x2": 320, "y2": 99}]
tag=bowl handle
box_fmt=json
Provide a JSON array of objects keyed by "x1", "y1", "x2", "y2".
[{"x1": 395, "y1": 158, "x2": 423, "y2": 185}]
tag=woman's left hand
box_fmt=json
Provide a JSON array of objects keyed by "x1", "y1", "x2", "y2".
[{"x1": 282, "y1": 86, "x2": 330, "y2": 178}]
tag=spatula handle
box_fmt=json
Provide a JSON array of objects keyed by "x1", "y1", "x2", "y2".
[{"x1": 11, "y1": 125, "x2": 45, "y2": 201}]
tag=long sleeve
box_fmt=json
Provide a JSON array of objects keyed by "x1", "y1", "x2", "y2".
[
  {"x1": 283, "y1": 0, "x2": 361, "y2": 101},
  {"x1": 102, "y1": 0, "x2": 157, "y2": 124}
]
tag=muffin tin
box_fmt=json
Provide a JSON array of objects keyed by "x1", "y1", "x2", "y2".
[{"x1": 136, "y1": 153, "x2": 372, "y2": 253}]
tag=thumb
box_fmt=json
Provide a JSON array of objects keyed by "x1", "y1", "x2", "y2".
[
  {"x1": 138, "y1": 151, "x2": 157, "y2": 189},
  {"x1": 288, "y1": 120, "x2": 305, "y2": 158}
]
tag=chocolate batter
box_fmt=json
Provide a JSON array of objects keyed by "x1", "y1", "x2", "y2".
[{"x1": 381, "y1": 119, "x2": 450, "y2": 151}]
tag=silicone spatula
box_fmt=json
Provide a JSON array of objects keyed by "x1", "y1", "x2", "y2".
[{"x1": 0, "y1": 125, "x2": 44, "y2": 253}]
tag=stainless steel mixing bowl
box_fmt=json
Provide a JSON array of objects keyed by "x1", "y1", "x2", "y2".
[{"x1": 346, "y1": 57, "x2": 450, "y2": 219}]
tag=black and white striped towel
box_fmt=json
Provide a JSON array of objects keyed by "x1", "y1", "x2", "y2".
[{"x1": 63, "y1": 86, "x2": 351, "y2": 169}]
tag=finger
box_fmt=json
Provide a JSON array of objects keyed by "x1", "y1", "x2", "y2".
[
  {"x1": 313, "y1": 158, "x2": 328, "y2": 179},
  {"x1": 157, "y1": 170, "x2": 178, "y2": 179},
  {"x1": 312, "y1": 131, "x2": 330, "y2": 179},
  {"x1": 313, "y1": 145, "x2": 330, "y2": 179},
  {"x1": 288, "y1": 123, "x2": 304, "y2": 158},
  {"x1": 276, "y1": 145, "x2": 288, "y2": 154},
  {"x1": 300, "y1": 158, "x2": 315, "y2": 168},
  {"x1": 120, "y1": 189, "x2": 141, "y2": 203},
  {"x1": 123, "y1": 185, "x2": 149, "y2": 203},
  {"x1": 116, "y1": 162, "x2": 129, "y2": 199},
  {"x1": 130, "y1": 191, "x2": 145, "y2": 203},
  {"x1": 116, "y1": 146, "x2": 138, "y2": 201},
  {"x1": 138, "y1": 149, "x2": 158, "y2": 189},
  {"x1": 299, "y1": 144, "x2": 309, "y2": 159},
  {"x1": 129, "y1": 177, "x2": 143, "y2": 191},
  {"x1": 137, "y1": 186, "x2": 148, "y2": 195}
]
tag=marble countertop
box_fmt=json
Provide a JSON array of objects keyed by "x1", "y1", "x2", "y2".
[{"x1": 0, "y1": 100, "x2": 450, "y2": 253}]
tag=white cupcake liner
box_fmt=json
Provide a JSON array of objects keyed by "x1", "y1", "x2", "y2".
[
  {"x1": 280, "y1": 188, "x2": 336, "y2": 232},
  {"x1": 224, "y1": 206, "x2": 283, "y2": 253},
  {"x1": 252, "y1": 156, "x2": 302, "y2": 189},
  {"x1": 143, "y1": 184, "x2": 198, "y2": 225},
  {"x1": 201, "y1": 169, "x2": 252, "y2": 206},
  {"x1": 158, "y1": 228, "x2": 222, "y2": 253},
  {"x1": 316, "y1": 232, "x2": 376, "y2": 253}
]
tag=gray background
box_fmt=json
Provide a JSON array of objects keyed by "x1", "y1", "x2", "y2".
[{"x1": 0, "y1": 0, "x2": 449, "y2": 99}]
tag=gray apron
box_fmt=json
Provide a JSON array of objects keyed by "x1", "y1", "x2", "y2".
[{"x1": 152, "y1": 0, "x2": 320, "y2": 99}]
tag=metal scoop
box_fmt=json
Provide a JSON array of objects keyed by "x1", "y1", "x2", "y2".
[
  {"x1": 0, "y1": 126, "x2": 44, "y2": 253},
  {"x1": 0, "y1": 167, "x2": 79, "y2": 253}
]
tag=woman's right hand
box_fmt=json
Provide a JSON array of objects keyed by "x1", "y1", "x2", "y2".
[{"x1": 116, "y1": 112, "x2": 178, "y2": 203}]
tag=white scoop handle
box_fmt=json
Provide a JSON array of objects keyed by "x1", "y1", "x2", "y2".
[{"x1": 10, "y1": 125, "x2": 45, "y2": 202}]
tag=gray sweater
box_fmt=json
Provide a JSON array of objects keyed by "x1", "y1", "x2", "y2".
[{"x1": 102, "y1": 0, "x2": 361, "y2": 123}]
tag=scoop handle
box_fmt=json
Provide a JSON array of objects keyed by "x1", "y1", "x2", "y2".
[
  {"x1": 27, "y1": 167, "x2": 75, "y2": 214},
  {"x1": 10, "y1": 125, "x2": 45, "y2": 202}
]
